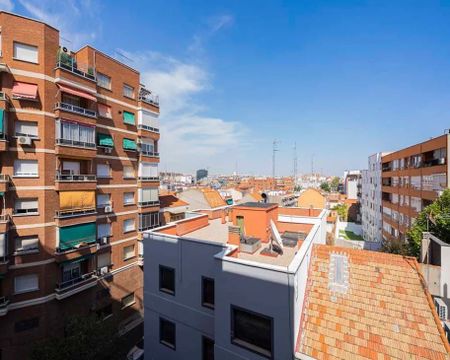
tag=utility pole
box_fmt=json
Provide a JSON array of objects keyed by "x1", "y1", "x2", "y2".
[{"x1": 272, "y1": 139, "x2": 280, "y2": 178}]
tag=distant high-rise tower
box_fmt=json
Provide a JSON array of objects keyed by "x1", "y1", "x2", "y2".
[{"x1": 196, "y1": 169, "x2": 208, "y2": 182}]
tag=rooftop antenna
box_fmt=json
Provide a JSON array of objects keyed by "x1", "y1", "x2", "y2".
[
  {"x1": 272, "y1": 139, "x2": 280, "y2": 179},
  {"x1": 114, "y1": 49, "x2": 133, "y2": 64}
]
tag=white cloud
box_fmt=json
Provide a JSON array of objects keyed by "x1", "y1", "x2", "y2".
[
  {"x1": 0, "y1": 0, "x2": 13, "y2": 11},
  {"x1": 188, "y1": 14, "x2": 233, "y2": 55},
  {"x1": 18, "y1": 0, "x2": 99, "y2": 49}
]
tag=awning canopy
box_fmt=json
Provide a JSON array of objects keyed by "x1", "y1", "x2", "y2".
[
  {"x1": 123, "y1": 111, "x2": 135, "y2": 125},
  {"x1": 12, "y1": 82, "x2": 38, "y2": 100},
  {"x1": 59, "y1": 222, "x2": 96, "y2": 251},
  {"x1": 57, "y1": 84, "x2": 97, "y2": 102},
  {"x1": 97, "y1": 133, "x2": 114, "y2": 147},
  {"x1": 123, "y1": 138, "x2": 137, "y2": 151}
]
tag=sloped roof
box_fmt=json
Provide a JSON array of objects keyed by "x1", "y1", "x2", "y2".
[
  {"x1": 296, "y1": 245, "x2": 449, "y2": 360},
  {"x1": 201, "y1": 189, "x2": 226, "y2": 208},
  {"x1": 159, "y1": 195, "x2": 189, "y2": 209},
  {"x1": 250, "y1": 192, "x2": 263, "y2": 201}
]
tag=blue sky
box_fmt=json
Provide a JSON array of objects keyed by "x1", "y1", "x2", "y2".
[{"x1": 3, "y1": 0, "x2": 450, "y2": 176}]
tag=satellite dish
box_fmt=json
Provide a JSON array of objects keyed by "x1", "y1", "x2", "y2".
[{"x1": 270, "y1": 219, "x2": 284, "y2": 251}]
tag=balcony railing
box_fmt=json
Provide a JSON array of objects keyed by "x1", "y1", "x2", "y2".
[
  {"x1": 138, "y1": 176, "x2": 159, "y2": 182},
  {"x1": 56, "y1": 60, "x2": 96, "y2": 81},
  {"x1": 56, "y1": 173, "x2": 96, "y2": 182},
  {"x1": 55, "y1": 102, "x2": 97, "y2": 118},
  {"x1": 56, "y1": 272, "x2": 97, "y2": 291},
  {"x1": 56, "y1": 138, "x2": 96, "y2": 149},
  {"x1": 0, "y1": 92, "x2": 6, "y2": 101},
  {"x1": 140, "y1": 150, "x2": 159, "y2": 157},
  {"x1": 55, "y1": 207, "x2": 96, "y2": 218},
  {"x1": 137, "y1": 124, "x2": 159, "y2": 133},
  {"x1": 138, "y1": 93, "x2": 160, "y2": 107},
  {"x1": 138, "y1": 200, "x2": 160, "y2": 207}
]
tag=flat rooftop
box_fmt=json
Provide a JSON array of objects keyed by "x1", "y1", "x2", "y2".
[{"x1": 236, "y1": 202, "x2": 278, "y2": 209}]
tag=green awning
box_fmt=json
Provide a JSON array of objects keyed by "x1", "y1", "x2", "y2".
[
  {"x1": 123, "y1": 138, "x2": 137, "y2": 151},
  {"x1": 123, "y1": 111, "x2": 135, "y2": 125},
  {"x1": 97, "y1": 133, "x2": 114, "y2": 147},
  {"x1": 59, "y1": 222, "x2": 96, "y2": 251},
  {"x1": 226, "y1": 198, "x2": 233, "y2": 205},
  {"x1": 0, "y1": 109, "x2": 4, "y2": 134},
  {"x1": 60, "y1": 254, "x2": 93, "y2": 265}
]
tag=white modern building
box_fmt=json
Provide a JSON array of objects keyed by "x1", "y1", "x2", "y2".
[
  {"x1": 361, "y1": 153, "x2": 384, "y2": 245},
  {"x1": 343, "y1": 170, "x2": 362, "y2": 200}
]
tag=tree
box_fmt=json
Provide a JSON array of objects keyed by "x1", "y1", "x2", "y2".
[
  {"x1": 31, "y1": 314, "x2": 128, "y2": 360},
  {"x1": 320, "y1": 182, "x2": 330, "y2": 192},
  {"x1": 406, "y1": 189, "x2": 450, "y2": 258},
  {"x1": 330, "y1": 177, "x2": 340, "y2": 192},
  {"x1": 332, "y1": 203, "x2": 348, "y2": 221}
]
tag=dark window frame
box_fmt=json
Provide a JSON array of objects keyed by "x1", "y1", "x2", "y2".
[
  {"x1": 202, "y1": 335, "x2": 215, "y2": 360},
  {"x1": 230, "y1": 305, "x2": 274, "y2": 359},
  {"x1": 159, "y1": 317, "x2": 176, "y2": 350},
  {"x1": 201, "y1": 276, "x2": 215, "y2": 309},
  {"x1": 159, "y1": 265, "x2": 175, "y2": 295}
]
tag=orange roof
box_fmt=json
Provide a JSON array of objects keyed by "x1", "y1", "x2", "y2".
[
  {"x1": 159, "y1": 195, "x2": 189, "y2": 208},
  {"x1": 344, "y1": 198, "x2": 358, "y2": 205},
  {"x1": 201, "y1": 189, "x2": 226, "y2": 208},
  {"x1": 296, "y1": 245, "x2": 449, "y2": 360},
  {"x1": 250, "y1": 192, "x2": 263, "y2": 201}
]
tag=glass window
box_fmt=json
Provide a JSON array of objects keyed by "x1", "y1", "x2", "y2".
[
  {"x1": 123, "y1": 192, "x2": 135, "y2": 205},
  {"x1": 97, "y1": 193, "x2": 111, "y2": 207},
  {"x1": 15, "y1": 274, "x2": 39, "y2": 294},
  {"x1": 96, "y1": 164, "x2": 111, "y2": 178},
  {"x1": 123, "y1": 166, "x2": 135, "y2": 179},
  {"x1": 15, "y1": 236, "x2": 39, "y2": 253},
  {"x1": 123, "y1": 245, "x2": 135, "y2": 260},
  {"x1": 202, "y1": 336, "x2": 214, "y2": 360},
  {"x1": 13, "y1": 42, "x2": 38, "y2": 63},
  {"x1": 56, "y1": 120, "x2": 95, "y2": 147},
  {"x1": 202, "y1": 277, "x2": 215, "y2": 309},
  {"x1": 121, "y1": 292, "x2": 135, "y2": 308},
  {"x1": 97, "y1": 72, "x2": 111, "y2": 89},
  {"x1": 138, "y1": 188, "x2": 159, "y2": 205},
  {"x1": 159, "y1": 318, "x2": 176, "y2": 350},
  {"x1": 97, "y1": 223, "x2": 111, "y2": 239},
  {"x1": 14, "y1": 160, "x2": 38, "y2": 177},
  {"x1": 14, "y1": 198, "x2": 38, "y2": 215},
  {"x1": 138, "y1": 162, "x2": 158, "y2": 179},
  {"x1": 123, "y1": 84, "x2": 135, "y2": 98},
  {"x1": 123, "y1": 219, "x2": 135, "y2": 233},
  {"x1": 98, "y1": 103, "x2": 112, "y2": 118},
  {"x1": 231, "y1": 306, "x2": 273, "y2": 358},
  {"x1": 139, "y1": 212, "x2": 159, "y2": 231},
  {"x1": 159, "y1": 265, "x2": 175, "y2": 295},
  {"x1": 15, "y1": 121, "x2": 38, "y2": 137}
]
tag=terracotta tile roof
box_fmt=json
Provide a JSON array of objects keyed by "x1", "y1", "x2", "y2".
[
  {"x1": 159, "y1": 195, "x2": 189, "y2": 208},
  {"x1": 296, "y1": 245, "x2": 450, "y2": 360},
  {"x1": 201, "y1": 189, "x2": 226, "y2": 208},
  {"x1": 250, "y1": 192, "x2": 263, "y2": 201}
]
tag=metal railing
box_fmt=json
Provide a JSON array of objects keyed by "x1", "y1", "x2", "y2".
[
  {"x1": 56, "y1": 60, "x2": 96, "y2": 81},
  {"x1": 55, "y1": 272, "x2": 97, "y2": 291},
  {"x1": 138, "y1": 176, "x2": 159, "y2": 182},
  {"x1": 56, "y1": 138, "x2": 96, "y2": 149},
  {"x1": 55, "y1": 207, "x2": 96, "y2": 218},
  {"x1": 55, "y1": 102, "x2": 97, "y2": 118},
  {"x1": 140, "y1": 150, "x2": 159, "y2": 157},
  {"x1": 138, "y1": 93, "x2": 160, "y2": 107},
  {"x1": 56, "y1": 173, "x2": 96, "y2": 182},
  {"x1": 137, "y1": 124, "x2": 159, "y2": 133},
  {"x1": 138, "y1": 200, "x2": 160, "y2": 207}
]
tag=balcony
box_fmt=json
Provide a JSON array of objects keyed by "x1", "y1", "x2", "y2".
[
  {"x1": 55, "y1": 138, "x2": 97, "y2": 158},
  {"x1": 0, "y1": 296, "x2": 9, "y2": 316},
  {"x1": 140, "y1": 150, "x2": 159, "y2": 158},
  {"x1": 138, "y1": 200, "x2": 160, "y2": 208},
  {"x1": 138, "y1": 87, "x2": 159, "y2": 108},
  {"x1": 55, "y1": 207, "x2": 96, "y2": 219},
  {"x1": 137, "y1": 124, "x2": 159, "y2": 135},
  {"x1": 0, "y1": 175, "x2": 10, "y2": 193},
  {"x1": 138, "y1": 176, "x2": 159, "y2": 183},
  {"x1": 55, "y1": 241, "x2": 98, "y2": 263},
  {"x1": 56, "y1": 57, "x2": 96, "y2": 82},
  {"x1": 55, "y1": 102, "x2": 97, "y2": 118},
  {"x1": 55, "y1": 173, "x2": 97, "y2": 191},
  {"x1": 55, "y1": 272, "x2": 98, "y2": 300}
]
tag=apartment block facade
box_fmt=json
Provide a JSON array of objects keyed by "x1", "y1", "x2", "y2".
[
  {"x1": 361, "y1": 153, "x2": 384, "y2": 245},
  {"x1": 381, "y1": 134, "x2": 449, "y2": 243},
  {"x1": 0, "y1": 12, "x2": 160, "y2": 358}
]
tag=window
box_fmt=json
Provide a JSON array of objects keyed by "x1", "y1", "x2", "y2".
[
  {"x1": 139, "y1": 212, "x2": 159, "y2": 231},
  {"x1": 97, "y1": 133, "x2": 114, "y2": 148},
  {"x1": 123, "y1": 192, "x2": 135, "y2": 205},
  {"x1": 123, "y1": 219, "x2": 135, "y2": 233},
  {"x1": 138, "y1": 188, "x2": 159, "y2": 206},
  {"x1": 15, "y1": 317, "x2": 39, "y2": 333},
  {"x1": 14, "y1": 160, "x2": 38, "y2": 177},
  {"x1": 62, "y1": 161, "x2": 80, "y2": 175},
  {"x1": 97, "y1": 194, "x2": 111, "y2": 207},
  {"x1": 159, "y1": 318, "x2": 176, "y2": 350},
  {"x1": 14, "y1": 198, "x2": 38, "y2": 215},
  {"x1": 123, "y1": 138, "x2": 137, "y2": 150},
  {"x1": 202, "y1": 277, "x2": 215, "y2": 309},
  {"x1": 121, "y1": 292, "x2": 135, "y2": 308},
  {"x1": 13, "y1": 42, "x2": 38, "y2": 63},
  {"x1": 15, "y1": 236, "x2": 39, "y2": 254},
  {"x1": 123, "y1": 245, "x2": 135, "y2": 260},
  {"x1": 159, "y1": 265, "x2": 175, "y2": 295},
  {"x1": 138, "y1": 162, "x2": 158, "y2": 179},
  {"x1": 97, "y1": 164, "x2": 111, "y2": 178},
  {"x1": 98, "y1": 103, "x2": 112, "y2": 119},
  {"x1": 14, "y1": 274, "x2": 39, "y2": 294},
  {"x1": 56, "y1": 120, "x2": 95, "y2": 147},
  {"x1": 97, "y1": 223, "x2": 111, "y2": 239},
  {"x1": 138, "y1": 109, "x2": 159, "y2": 131},
  {"x1": 97, "y1": 72, "x2": 111, "y2": 89},
  {"x1": 123, "y1": 111, "x2": 135, "y2": 125},
  {"x1": 123, "y1": 84, "x2": 135, "y2": 99},
  {"x1": 202, "y1": 336, "x2": 215, "y2": 360},
  {"x1": 123, "y1": 166, "x2": 135, "y2": 179},
  {"x1": 231, "y1": 306, "x2": 273, "y2": 358},
  {"x1": 140, "y1": 139, "x2": 156, "y2": 155},
  {"x1": 15, "y1": 121, "x2": 38, "y2": 138}
]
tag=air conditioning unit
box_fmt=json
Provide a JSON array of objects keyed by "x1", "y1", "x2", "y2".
[
  {"x1": 136, "y1": 138, "x2": 142, "y2": 144},
  {"x1": 18, "y1": 136, "x2": 32, "y2": 146},
  {"x1": 435, "y1": 298, "x2": 448, "y2": 321},
  {"x1": 100, "y1": 236, "x2": 108, "y2": 245},
  {"x1": 104, "y1": 147, "x2": 112, "y2": 154},
  {"x1": 104, "y1": 205, "x2": 113, "y2": 213},
  {"x1": 438, "y1": 158, "x2": 446, "y2": 165}
]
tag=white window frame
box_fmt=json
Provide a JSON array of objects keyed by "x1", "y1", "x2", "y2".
[
  {"x1": 13, "y1": 42, "x2": 38, "y2": 64},
  {"x1": 97, "y1": 194, "x2": 111, "y2": 208},
  {"x1": 123, "y1": 219, "x2": 135, "y2": 233},
  {"x1": 14, "y1": 274, "x2": 39, "y2": 294},
  {"x1": 13, "y1": 160, "x2": 38, "y2": 177},
  {"x1": 97, "y1": 223, "x2": 111, "y2": 239},
  {"x1": 15, "y1": 236, "x2": 39, "y2": 254},
  {"x1": 15, "y1": 121, "x2": 38, "y2": 138},
  {"x1": 14, "y1": 198, "x2": 39, "y2": 216},
  {"x1": 123, "y1": 166, "x2": 135, "y2": 179},
  {"x1": 123, "y1": 244, "x2": 135, "y2": 260},
  {"x1": 97, "y1": 163, "x2": 111, "y2": 178},
  {"x1": 123, "y1": 192, "x2": 135, "y2": 205},
  {"x1": 97, "y1": 72, "x2": 111, "y2": 90},
  {"x1": 123, "y1": 84, "x2": 135, "y2": 99}
]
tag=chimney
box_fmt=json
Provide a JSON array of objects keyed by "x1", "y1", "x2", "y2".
[
  {"x1": 228, "y1": 225, "x2": 241, "y2": 246},
  {"x1": 221, "y1": 211, "x2": 226, "y2": 224}
]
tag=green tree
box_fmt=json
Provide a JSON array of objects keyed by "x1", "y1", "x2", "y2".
[
  {"x1": 332, "y1": 203, "x2": 348, "y2": 221},
  {"x1": 320, "y1": 182, "x2": 330, "y2": 192},
  {"x1": 330, "y1": 177, "x2": 340, "y2": 192},
  {"x1": 31, "y1": 315, "x2": 128, "y2": 360},
  {"x1": 405, "y1": 189, "x2": 450, "y2": 258}
]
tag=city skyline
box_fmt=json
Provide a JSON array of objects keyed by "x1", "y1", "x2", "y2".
[{"x1": 4, "y1": 0, "x2": 450, "y2": 175}]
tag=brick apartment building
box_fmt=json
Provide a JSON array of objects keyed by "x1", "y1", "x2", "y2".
[
  {"x1": 0, "y1": 12, "x2": 160, "y2": 358},
  {"x1": 381, "y1": 134, "x2": 449, "y2": 244}
]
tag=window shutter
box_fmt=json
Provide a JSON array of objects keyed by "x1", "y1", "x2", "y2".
[
  {"x1": 97, "y1": 223, "x2": 111, "y2": 238},
  {"x1": 97, "y1": 164, "x2": 110, "y2": 177},
  {"x1": 13, "y1": 42, "x2": 38, "y2": 63}
]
